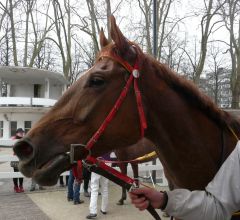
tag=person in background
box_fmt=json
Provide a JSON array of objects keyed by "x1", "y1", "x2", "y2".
[
  {"x1": 30, "y1": 179, "x2": 45, "y2": 191},
  {"x1": 59, "y1": 175, "x2": 69, "y2": 187},
  {"x1": 67, "y1": 160, "x2": 84, "y2": 205},
  {"x1": 11, "y1": 128, "x2": 25, "y2": 193},
  {"x1": 86, "y1": 153, "x2": 112, "y2": 219},
  {"x1": 83, "y1": 166, "x2": 91, "y2": 197}
]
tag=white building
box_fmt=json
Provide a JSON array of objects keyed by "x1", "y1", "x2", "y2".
[{"x1": 0, "y1": 66, "x2": 68, "y2": 145}]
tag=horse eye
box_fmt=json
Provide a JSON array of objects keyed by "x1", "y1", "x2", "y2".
[{"x1": 88, "y1": 76, "x2": 105, "y2": 88}]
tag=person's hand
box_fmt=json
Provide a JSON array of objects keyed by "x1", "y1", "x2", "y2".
[{"x1": 129, "y1": 187, "x2": 165, "y2": 211}]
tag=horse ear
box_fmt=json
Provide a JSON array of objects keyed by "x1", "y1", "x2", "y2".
[
  {"x1": 110, "y1": 15, "x2": 130, "y2": 55},
  {"x1": 100, "y1": 28, "x2": 110, "y2": 48}
]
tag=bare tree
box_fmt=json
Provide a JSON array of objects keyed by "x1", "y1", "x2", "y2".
[
  {"x1": 221, "y1": 0, "x2": 240, "y2": 108},
  {"x1": 162, "y1": 32, "x2": 186, "y2": 72},
  {"x1": 49, "y1": 0, "x2": 73, "y2": 80},
  {"x1": 28, "y1": 0, "x2": 53, "y2": 67},
  {"x1": 0, "y1": 0, "x2": 54, "y2": 68},
  {"x1": 194, "y1": 0, "x2": 226, "y2": 84},
  {"x1": 0, "y1": 16, "x2": 11, "y2": 66},
  {"x1": 1, "y1": 0, "x2": 19, "y2": 66},
  {"x1": 206, "y1": 44, "x2": 231, "y2": 106},
  {"x1": 137, "y1": 0, "x2": 177, "y2": 58}
]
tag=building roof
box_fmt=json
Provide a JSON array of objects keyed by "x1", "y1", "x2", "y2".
[{"x1": 0, "y1": 66, "x2": 68, "y2": 85}]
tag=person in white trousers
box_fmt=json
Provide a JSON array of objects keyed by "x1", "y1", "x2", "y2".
[{"x1": 86, "y1": 153, "x2": 113, "y2": 219}]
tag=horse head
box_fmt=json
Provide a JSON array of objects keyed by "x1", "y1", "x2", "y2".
[
  {"x1": 14, "y1": 16, "x2": 240, "y2": 190},
  {"x1": 13, "y1": 16, "x2": 145, "y2": 186}
]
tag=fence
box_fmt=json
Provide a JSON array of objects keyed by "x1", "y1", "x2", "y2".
[
  {"x1": 0, "y1": 154, "x2": 69, "y2": 179},
  {"x1": 0, "y1": 97, "x2": 56, "y2": 107},
  {"x1": 0, "y1": 154, "x2": 168, "y2": 186}
]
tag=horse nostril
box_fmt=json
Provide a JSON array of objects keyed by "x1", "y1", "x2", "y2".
[{"x1": 14, "y1": 140, "x2": 34, "y2": 160}]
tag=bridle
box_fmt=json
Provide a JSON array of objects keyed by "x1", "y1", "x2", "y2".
[
  {"x1": 85, "y1": 48, "x2": 147, "y2": 152},
  {"x1": 69, "y1": 47, "x2": 162, "y2": 219}
]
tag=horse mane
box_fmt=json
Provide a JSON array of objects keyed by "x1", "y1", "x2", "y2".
[
  {"x1": 98, "y1": 41, "x2": 240, "y2": 135},
  {"x1": 141, "y1": 53, "x2": 240, "y2": 133}
]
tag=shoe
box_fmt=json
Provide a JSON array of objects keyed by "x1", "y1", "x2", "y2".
[
  {"x1": 14, "y1": 186, "x2": 20, "y2": 193},
  {"x1": 74, "y1": 200, "x2": 84, "y2": 205},
  {"x1": 98, "y1": 192, "x2": 101, "y2": 195},
  {"x1": 19, "y1": 186, "x2": 24, "y2": 193},
  {"x1": 60, "y1": 184, "x2": 65, "y2": 187},
  {"x1": 39, "y1": 186, "x2": 45, "y2": 190},
  {"x1": 30, "y1": 187, "x2": 35, "y2": 191},
  {"x1": 86, "y1": 214, "x2": 97, "y2": 219},
  {"x1": 67, "y1": 197, "x2": 73, "y2": 202},
  {"x1": 100, "y1": 210, "x2": 107, "y2": 215},
  {"x1": 84, "y1": 191, "x2": 90, "y2": 197},
  {"x1": 162, "y1": 211, "x2": 170, "y2": 217}
]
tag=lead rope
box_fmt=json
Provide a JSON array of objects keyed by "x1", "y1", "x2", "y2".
[{"x1": 228, "y1": 125, "x2": 240, "y2": 141}]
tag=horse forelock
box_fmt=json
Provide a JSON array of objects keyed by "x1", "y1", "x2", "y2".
[
  {"x1": 141, "y1": 54, "x2": 240, "y2": 132},
  {"x1": 96, "y1": 40, "x2": 144, "y2": 64}
]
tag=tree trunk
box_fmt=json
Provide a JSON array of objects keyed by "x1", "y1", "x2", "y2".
[
  {"x1": 194, "y1": 0, "x2": 214, "y2": 85},
  {"x1": 9, "y1": 0, "x2": 18, "y2": 66},
  {"x1": 232, "y1": 51, "x2": 240, "y2": 108}
]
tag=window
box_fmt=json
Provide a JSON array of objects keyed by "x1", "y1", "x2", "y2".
[
  {"x1": 10, "y1": 121, "x2": 17, "y2": 137},
  {"x1": 1, "y1": 81, "x2": 7, "y2": 97},
  {"x1": 34, "y1": 84, "x2": 41, "y2": 98},
  {"x1": 24, "y1": 121, "x2": 32, "y2": 134},
  {"x1": 0, "y1": 121, "x2": 3, "y2": 138}
]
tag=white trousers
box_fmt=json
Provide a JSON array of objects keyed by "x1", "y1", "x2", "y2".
[{"x1": 89, "y1": 172, "x2": 109, "y2": 214}]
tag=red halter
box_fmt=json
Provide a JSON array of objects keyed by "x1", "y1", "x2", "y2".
[
  {"x1": 69, "y1": 48, "x2": 160, "y2": 220},
  {"x1": 85, "y1": 49, "x2": 147, "y2": 152}
]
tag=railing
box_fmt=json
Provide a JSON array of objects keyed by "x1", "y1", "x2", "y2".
[
  {"x1": 0, "y1": 155, "x2": 69, "y2": 178},
  {"x1": 0, "y1": 154, "x2": 168, "y2": 186},
  {"x1": 0, "y1": 139, "x2": 17, "y2": 147},
  {"x1": 0, "y1": 97, "x2": 57, "y2": 107}
]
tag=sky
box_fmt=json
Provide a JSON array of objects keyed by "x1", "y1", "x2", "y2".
[{"x1": 0, "y1": 0, "x2": 234, "y2": 76}]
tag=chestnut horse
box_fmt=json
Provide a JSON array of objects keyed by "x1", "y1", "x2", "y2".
[
  {"x1": 114, "y1": 138, "x2": 157, "y2": 205},
  {"x1": 14, "y1": 16, "x2": 240, "y2": 219}
]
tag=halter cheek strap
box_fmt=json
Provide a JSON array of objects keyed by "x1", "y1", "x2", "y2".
[
  {"x1": 85, "y1": 50, "x2": 147, "y2": 151},
  {"x1": 69, "y1": 50, "x2": 159, "y2": 220}
]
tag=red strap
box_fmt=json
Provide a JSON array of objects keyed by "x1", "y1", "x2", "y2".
[
  {"x1": 86, "y1": 156, "x2": 135, "y2": 185},
  {"x1": 100, "y1": 51, "x2": 134, "y2": 73},
  {"x1": 86, "y1": 50, "x2": 147, "y2": 149},
  {"x1": 132, "y1": 61, "x2": 147, "y2": 137},
  {"x1": 86, "y1": 74, "x2": 134, "y2": 150}
]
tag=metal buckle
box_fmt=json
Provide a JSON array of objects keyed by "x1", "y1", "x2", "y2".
[
  {"x1": 70, "y1": 144, "x2": 89, "y2": 164},
  {"x1": 82, "y1": 159, "x2": 97, "y2": 171},
  {"x1": 127, "y1": 181, "x2": 138, "y2": 192}
]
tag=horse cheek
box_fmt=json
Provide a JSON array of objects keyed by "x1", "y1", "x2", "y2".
[{"x1": 75, "y1": 99, "x2": 98, "y2": 123}]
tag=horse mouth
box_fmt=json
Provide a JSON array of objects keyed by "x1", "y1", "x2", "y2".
[{"x1": 21, "y1": 153, "x2": 71, "y2": 186}]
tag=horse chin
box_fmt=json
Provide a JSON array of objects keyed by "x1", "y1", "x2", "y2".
[{"x1": 29, "y1": 154, "x2": 70, "y2": 186}]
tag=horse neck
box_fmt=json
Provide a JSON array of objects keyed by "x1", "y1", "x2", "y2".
[
  {"x1": 115, "y1": 140, "x2": 156, "y2": 161},
  {"x1": 141, "y1": 65, "x2": 237, "y2": 189}
]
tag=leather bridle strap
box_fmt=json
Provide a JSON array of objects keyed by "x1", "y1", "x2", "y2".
[
  {"x1": 78, "y1": 50, "x2": 161, "y2": 219},
  {"x1": 85, "y1": 50, "x2": 147, "y2": 151},
  {"x1": 84, "y1": 156, "x2": 161, "y2": 220}
]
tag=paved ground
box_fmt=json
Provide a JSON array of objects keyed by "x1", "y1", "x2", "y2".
[
  {"x1": 0, "y1": 191, "x2": 50, "y2": 220},
  {"x1": 0, "y1": 147, "x2": 170, "y2": 220}
]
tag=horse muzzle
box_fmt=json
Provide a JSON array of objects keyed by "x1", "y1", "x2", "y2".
[{"x1": 13, "y1": 137, "x2": 35, "y2": 163}]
